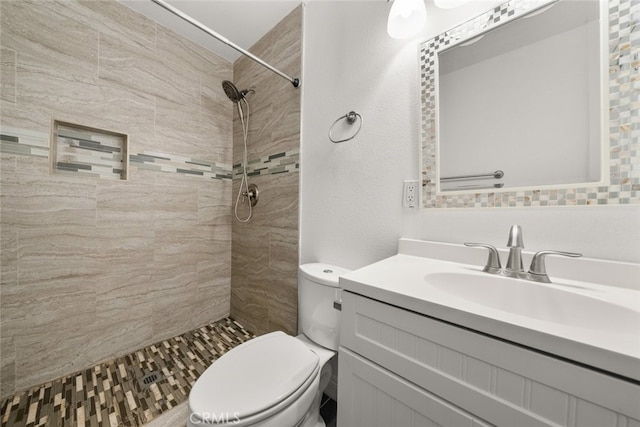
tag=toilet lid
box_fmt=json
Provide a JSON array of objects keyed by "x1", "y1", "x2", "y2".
[{"x1": 190, "y1": 331, "x2": 319, "y2": 423}]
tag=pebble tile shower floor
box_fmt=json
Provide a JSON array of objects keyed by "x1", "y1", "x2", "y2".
[{"x1": 1, "y1": 318, "x2": 254, "y2": 427}]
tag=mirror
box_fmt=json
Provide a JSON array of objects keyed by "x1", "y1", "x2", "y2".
[
  {"x1": 438, "y1": 0, "x2": 604, "y2": 191},
  {"x1": 420, "y1": 0, "x2": 639, "y2": 208}
]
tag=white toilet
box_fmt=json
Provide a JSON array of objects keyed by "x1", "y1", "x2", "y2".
[{"x1": 187, "y1": 263, "x2": 350, "y2": 427}]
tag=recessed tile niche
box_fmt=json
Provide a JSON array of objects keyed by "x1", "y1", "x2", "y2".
[{"x1": 51, "y1": 120, "x2": 129, "y2": 180}]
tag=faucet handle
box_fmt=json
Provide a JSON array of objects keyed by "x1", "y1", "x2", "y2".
[
  {"x1": 528, "y1": 250, "x2": 582, "y2": 283},
  {"x1": 464, "y1": 243, "x2": 502, "y2": 274}
]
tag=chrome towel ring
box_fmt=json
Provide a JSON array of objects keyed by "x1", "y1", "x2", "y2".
[{"x1": 329, "y1": 111, "x2": 363, "y2": 143}]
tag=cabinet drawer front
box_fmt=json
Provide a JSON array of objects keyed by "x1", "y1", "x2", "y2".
[
  {"x1": 338, "y1": 347, "x2": 493, "y2": 427},
  {"x1": 340, "y1": 292, "x2": 640, "y2": 426}
]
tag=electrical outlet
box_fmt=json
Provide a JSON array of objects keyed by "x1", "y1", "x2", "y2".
[{"x1": 403, "y1": 180, "x2": 419, "y2": 208}]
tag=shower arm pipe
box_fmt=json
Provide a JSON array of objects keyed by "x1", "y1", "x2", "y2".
[{"x1": 150, "y1": 0, "x2": 300, "y2": 88}]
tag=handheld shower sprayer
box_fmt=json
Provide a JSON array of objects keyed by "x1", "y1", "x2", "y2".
[{"x1": 223, "y1": 80, "x2": 257, "y2": 223}]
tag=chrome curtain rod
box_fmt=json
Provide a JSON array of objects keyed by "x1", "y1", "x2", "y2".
[{"x1": 150, "y1": 0, "x2": 300, "y2": 88}]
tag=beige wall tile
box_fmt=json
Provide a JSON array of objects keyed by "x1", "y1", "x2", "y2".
[
  {"x1": 0, "y1": 174, "x2": 97, "y2": 228},
  {"x1": 230, "y1": 6, "x2": 302, "y2": 336},
  {"x1": 0, "y1": 47, "x2": 16, "y2": 104},
  {"x1": 202, "y1": 81, "x2": 234, "y2": 120},
  {"x1": 0, "y1": 228, "x2": 17, "y2": 287},
  {"x1": 154, "y1": 224, "x2": 229, "y2": 267},
  {"x1": 89, "y1": 306, "x2": 154, "y2": 367},
  {"x1": 152, "y1": 183, "x2": 198, "y2": 225},
  {"x1": 14, "y1": 225, "x2": 107, "y2": 288},
  {"x1": 2, "y1": 276, "x2": 96, "y2": 350},
  {"x1": 0, "y1": 334, "x2": 16, "y2": 398},
  {"x1": 153, "y1": 95, "x2": 210, "y2": 157},
  {"x1": 230, "y1": 283, "x2": 270, "y2": 336},
  {"x1": 96, "y1": 33, "x2": 155, "y2": 82},
  {"x1": 13, "y1": 329, "x2": 96, "y2": 391},
  {"x1": 0, "y1": 154, "x2": 16, "y2": 173},
  {"x1": 95, "y1": 266, "x2": 154, "y2": 349},
  {"x1": 270, "y1": 7, "x2": 303, "y2": 77},
  {"x1": 271, "y1": 99, "x2": 301, "y2": 154},
  {"x1": 98, "y1": 29, "x2": 193, "y2": 105},
  {"x1": 79, "y1": 0, "x2": 157, "y2": 49},
  {"x1": 190, "y1": 277, "x2": 231, "y2": 329},
  {"x1": 0, "y1": 101, "x2": 50, "y2": 131},
  {"x1": 269, "y1": 228, "x2": 299, "y2": 281},
  {"x1": 156, "y1": 26, "x2": 220, "y2": 83},
  {"x1": 16, "y1": 69, "x2": 101, "y2": 120},
  {"x1": 149, "y1": 271, "x2": 199, "y2": 341},
  {"x1": 266, "y1": 281, "x2": 298, "y2": 336},
  {"x1": 0, "y1": 1, "x2": 99, "y2": 79},
  {"x1": 0, "y1": 0, "x2": 233, "y2": 398},
  {"x1": 231, "y1": 225, "x2": 271, "y2": 335},
  {"x1": 243, "y1": 173, "x2": 299, "y2": 230},
  {"x1": 236, "y1": 103, "x2": 276, "y2": 163},
  {"x1": 0, "y1": 230, "x2": 18, "y2": 394},
  {"x1": 96, "y1": 180, "x2": 158, "y2": 226},
  {"x1": 14, "y1": 155, "x2": 48, "y2": 176},
  {"x1": 198, "y1": 258, "x2": 231, "y2": 284},
  {"x1": 199, "y1": 113, "x2": 234, "y2": 166},
  {"x1": 232, "y1": 225, "x2": 271, "y2": 274},
  {"x1": 233, "y1": 57, "x2": 271, "y2": 104},
  {"x1": 198, "y1": 180, "x2": 232, "y2": 225},
  {"x1": 0, "y1": 0, "x2": 298, "y2": 400}
]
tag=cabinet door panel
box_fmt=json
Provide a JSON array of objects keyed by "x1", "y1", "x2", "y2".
[
  {"x1": 338, "y1": 347, "x2": 493, "y2": 427},
  {"x1": 340, "y1": 291, "x2": 640, "y2": 426}
]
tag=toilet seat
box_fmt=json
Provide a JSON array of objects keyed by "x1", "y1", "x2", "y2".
[{"x1": 189, "y1": 332, "x2": 320, "y2": 426}]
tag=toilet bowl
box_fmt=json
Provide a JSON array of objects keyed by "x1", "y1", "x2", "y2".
[{"x1": 187, "y1": 263, "x2": 350, "y2": 427}]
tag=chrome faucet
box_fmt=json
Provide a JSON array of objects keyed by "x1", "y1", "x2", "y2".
[
  {"x1": 465, "y1": 225, "x2": 582, "y2": 284},
  {"x1": 504, "y1": 224, "x2": 524, "y2": 277}
]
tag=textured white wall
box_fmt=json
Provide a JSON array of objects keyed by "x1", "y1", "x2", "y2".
[{"x1": 300, "y1": 1, "x2": 640, "y2": 270}]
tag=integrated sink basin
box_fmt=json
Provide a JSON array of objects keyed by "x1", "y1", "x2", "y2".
[
  {"x1": 339, "y1": 239, "x2": 640, "y2": 381},
  {"x1": 424, "y1": 272, "x2": 640, "y2": 335}
]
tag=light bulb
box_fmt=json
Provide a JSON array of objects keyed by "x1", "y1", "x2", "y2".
[{"x1": 387, "y1": 0, "x2": 427, "y2": 39}]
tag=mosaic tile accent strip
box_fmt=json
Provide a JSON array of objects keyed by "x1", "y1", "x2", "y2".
[
  {"x1": 0, "y1": 126, "x2": 49, "y2": 158},
  {"x1": 53, "y1": 121, "x2": 128, "y2": 181},
  {"x1": 233, "y1": 148, "x2": 300, "y2": 178},
  {"x1": 0, "y1": 318, "x2": 254, "y2": 427},
  {"x1": 0, "y1": 126, "x2": 232, "y2": 181},
  {"x1": 130, "y1": 151, "x2": 232, "y2": 181},
  {"x1": 420, "y1": 0, "x2": 640, "y2": 208}
]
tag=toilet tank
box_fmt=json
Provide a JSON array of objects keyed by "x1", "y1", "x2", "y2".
[{"x1": 298, "y1": 263, "x2": 351, "y2": 351}]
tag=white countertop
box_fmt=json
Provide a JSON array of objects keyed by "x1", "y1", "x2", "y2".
[{"x1": 339, "y1": 239, "x2": 640, "y2": 382}]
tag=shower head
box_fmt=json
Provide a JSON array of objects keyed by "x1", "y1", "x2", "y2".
[
  {"x1": 222, "y1": 80, "x2": 253, "y2": 103},
  {"x1": 222, "y1": 80, "x2": 241, "y2": 102}
]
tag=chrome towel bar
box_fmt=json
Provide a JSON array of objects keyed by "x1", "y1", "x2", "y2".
[{"x1": 440, "y1": 170, "x2": 504, "y2": 182}]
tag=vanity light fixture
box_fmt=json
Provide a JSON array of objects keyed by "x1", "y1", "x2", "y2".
[{"x1": 387, "y1": 0, "x2": 427, "y2": 39}]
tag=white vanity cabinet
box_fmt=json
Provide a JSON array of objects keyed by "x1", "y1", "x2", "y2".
[{"x1": 337, "y1": 291, "x2": 640, "y2": 427}]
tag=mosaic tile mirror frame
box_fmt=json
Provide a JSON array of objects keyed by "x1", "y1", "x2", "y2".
[{"x1": 420, "y1": 0, "x2": 639, "y2": 208}]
